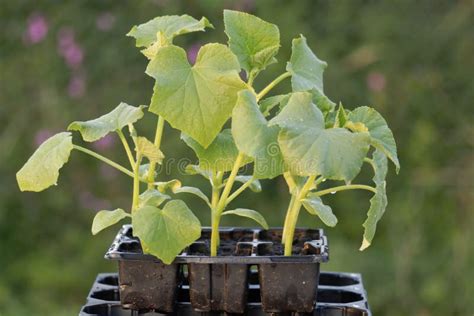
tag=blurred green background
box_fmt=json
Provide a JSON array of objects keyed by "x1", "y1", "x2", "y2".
[{"x1": 1, "y1": 1, "x2": 473, "y2": 315}]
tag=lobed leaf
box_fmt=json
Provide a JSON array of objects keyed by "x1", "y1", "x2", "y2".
[
  {"x1": 222, "y1": 208, "x2": 269, "y2": 229},
  {"x1": 127, "y1": 15, "x2": 213, "y2": 48},
  {"x1": 181, "y1": 130, "x2": 250, "y2": 172},
  {"x1": 360, "y1": 150, "x2": 388, "y2": 250},
  {"x1": 91, "y1": 208, "x2": 130, "y2": 235},
  {"x1": 348, "y1": 106, "x2": 400, "y2": 172},
  {"x1": 146, "y1": 44, "x2": 247, "y2": 148},
  {"x1": 136, "y1": 136, "x2": 164, "y2": 164},
  {"x1": 232, "y1": 90, "x2": 285, "y2": 179},
  {"x1": 68, "y1": 103, "x2": 145, "y2": 142},
  {"x1": 224, "y1": 10, "x2": 280, "y2": 74},
  {"x1": 270, "y1": 92, "x2": 370, "y2": 182},
  {"x1": 16, "y1": 132, "x2": 73, "y2": 192},
  {"x1": 132, "y1": 200, "x2": 201, "y2": 264},
  {"x1": 302, "y1": 194, "x2": 338, "y2": 227}
]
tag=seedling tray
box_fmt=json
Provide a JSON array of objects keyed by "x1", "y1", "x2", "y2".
[
  {"x1": 80, "y1": 272, "x2": 371, "y2": 315},
  {"x1": 105, "y1": 225, "x2": 328, "y2": 313}
]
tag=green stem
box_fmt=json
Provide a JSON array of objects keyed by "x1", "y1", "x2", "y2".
[
  {"x1": 73, "y1": 145, "x2": 135, "y2": 179},
  {"x1": 132, "y1": 155, "x2": 143, "y2": 212},
  {"x1": 226, "y1": 175, "x2": 255, "y2": 205},
  {"x1": 210, "y1": 212, "x2": 220, "y2": 256},
  {"x1": 283, "y1": 175, "x2": 316, "y2": 256},
  {"x1": 147, "y1": 116, "x2": 166, "y2": 189},
  {"x1": 117, "y1": 129, "x2": 135, "y2": 168},
  {"x1": 256, "y1": 72, "x2": 291, "y2": 101},
  {"x1": 281, "y1": 193, "x2": 297, "y2": 243},
  {"x1": 314, "y1": 184, "x2": 377, "y2": 197}
]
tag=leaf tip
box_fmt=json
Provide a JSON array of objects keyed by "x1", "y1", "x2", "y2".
[{"x1": 359, "y1": 238, "x2": 371, "y2": 251}]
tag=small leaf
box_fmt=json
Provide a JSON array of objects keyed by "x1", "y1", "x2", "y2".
[
  {"x1": 181, "y1": 130, "x2": 250, "y2": 172},
  {"x1": 302, "y1": 194, "x2": 338, "y2": 227},
  {"x1": 184, "y1": 164, "x2": 212, "y2": 179},
  {"x1": 259, "y1": 94, "x2": 291, "y2": 117},
  {"x1": 68, "y1": 103, "x2": 145, "y2": 142},
  {"x1": 222, "y1": 208, "x2": 269, "y2": 229},
  {"x1": 136, "y1": 137, "x2": 164, "y2": 164},
  {"x1": 334, "y1": 103, "x2": 348, "y2": 128},
  {"x1": 348, "y1": 106, "x2": 400, "y2": 172},
  {"x1": 139, "y1": 189, "x2": 170, "y2": 208},
  {"x1": 232, "y1": 90, "x2": 285, "y2": 179},
  {"x1": 312, "y1": 88, "x2": 336, "y2": 116},
  {"x1": 92, "y1": 208, "x2": 130, "y2": 235},
  {"x1": 138, "y1": 164, "x2": 155, "y2": 180},
  {"x1": 360, "y1": 150, "x2": 388, "y2": 250},
  {"x1": 287, "y1": 35, "x2": 327, "y2": 93},
  {"x1": 155, "y1": 179, "x2": 182, "y2": 193},
  {"x1": 132, "y1": 200, "x2": 201, "y2": 264},
  {"x1": 269, "y1": 92, "x2": 370, "y2": 182},
  {"x1": 224, "y1": 10, "x2": 280, "y2": 74},
  {"x1": 16, "y1": 132, "x2": 73, "y2": 192},
  {"x1": 233, "y1": 176, "x2": 262, "y2": 192},
  {"x1": 127, "y1": 15, "x2": 213, "y2": 48},
  {"x1": 146, "y1": 44, "x2": 247, "y2": 148},
  {"x1": 173, "y1": 186, "x2": 211, "y2": 206}
]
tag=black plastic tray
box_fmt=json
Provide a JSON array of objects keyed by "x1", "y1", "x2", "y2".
[{"x1": 79, "y1": 272, "x2": 371, "y2": 316}]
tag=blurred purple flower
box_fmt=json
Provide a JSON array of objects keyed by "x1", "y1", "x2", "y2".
[
  {"x1": 92, "y1": 134, "x2": 116, "y2": 151},
  {"x1": 34, "y1": 129, "x2": 54, "y2": 146},
  {"x1": 96, "y1": 12, "x2": 116, "y2": 31},
  {"x1": 68, "y1": 73, "x2": 86, "y2": 98},
  {"x1": 367, "y1": 72, "x2": 386, "y2": 92},
  {"x1": 79, "y1": 191, "x2": 111, "y2": 211},
  {"x1": 57, "y1": 28, "x2": 83, "y2": 69},
  {"x1": 24, "y1": 13, "x2": 48, "y2": 44},
  {"x1": 187, "y1": 43, "x2": 201, "y2": 64}
]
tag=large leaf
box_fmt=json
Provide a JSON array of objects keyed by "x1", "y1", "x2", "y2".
[
  {"x1": 127, "y1": 15, "x2": 213, "y2": 48},
  {"x1": 222, "y1": 208, "x2": 269, "y2": 229},
  {"x1": 270, "y1": 92, "x2": 370, "y2": 182},
  {"x1": 224, "y1": 10, "x2": 280, "y2": 74},
  {"x1": 232, "y1": 90, "x2": 285, "y2": 179},
  {"x1": 348, "y1": 106, "x2": 400, "y2": 172},
  {"x1": 181, "y1": 129, "x2": 250, "y2": 172},
  {"x1": 302, "y1": 194, "x2": 338, "y2": 227},
  {"x1": 287, "y1": 35, "x2": 327, "y2": 93},
  {"x1": 91, "y1": 209, "x2": 130, "y2": 235},
  {"x1": 136, "y1": 137, "x2": 164, "y2": 164},
  {"x1": 132, "y1": 200, "x2": 201, "y2": 264},
  {"x1": 172, "y1": 186, "x2": 211, "y2": 206},
  {"x1": 146, "y1": 44, "x2": 247, "y2": 148},
  {"x1": 68, "y1": 103, "x2": 144, "y2": 142},
  {"x1": 16, "y1": 132, "x2": 73, "y2": 192},
  {"x1": 360, "y1": 150, "x2": 388, "y2": 250}
]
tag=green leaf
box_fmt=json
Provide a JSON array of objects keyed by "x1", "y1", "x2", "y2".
[
  {"x1": 16, "y1": 132, "x2": 73, "y2": 192},
  {"x1": 302, "y1": 194, "x2": 338, "y2": 227},
  {"x1": 139, "y1": 189, "x2": 170, "y2": 208},
  {"x1": 222, "y1": 208, "x2": 269, "y2": 229},
  {"x1": 287, "y1": 35, "x2": 327, "y2": 93},
  {"x1": 92, "y1": 209, "x2": 130, "y2": 235},
  {"x1": 224, "y1": 10, "x2": 280, "y2": 74},
  {"x1": 136, "y1": 137, "x2": 164, "y2": 164},
  {"x1": 334, "y1": 103, "x2": 348, "y2": 128},
  {"x1": 184, "y1": 164, "x2": 211, "y2": 179},
  {"x1": 132, "y1": 200, "x2": 201, "y2": 264},
  {"x1": 270, "y1": 92, "x2": 370, "y2": 182},
  {"x1": 172, "y1": 186, "x2": 211, "y2": 206},
  {"x1": 68, "y1": 103, "x2": 145, "y2": 142},
  {"x1": 146, "y1": 44, "x2": 247, "y2": 148},
  {"x1": 348, "y1": 106, "x2": 400, "y2": 172},
  {"x1": 127, "y1": 15, "x2": 213, "y2": 48},
  {"x1": 259, "y1": 94, "x2": 290, "y2": 117},
  {"x1": 138, "y1": 164, "x2": 156, "y2": 180},
  {"x1": 181, "y1": 130, "x2": 250, "y2": 172},
  {"x1": 232, "y1": 90, "x2": 285, "y2": 179},
  {"x1": 360, "y1": 150, "x2": 388, "y2": 250},
  {"x1": 312, "y1": 88, "x2": 336, "y2": 115},
  {"x1": 233, "y1": 176, "x2": 262, "y2": 192},
  {"x1": 154, "y1": 179, "x2": 182, "y2": 193}
]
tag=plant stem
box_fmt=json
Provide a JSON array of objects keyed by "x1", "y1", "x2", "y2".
[
  {"x1": 147, "y1": 116, "x2": 165, "y2": 189},
  {"x1": 117, "y1": 129, "x2": 135, "y2": 168},
  {"x1": 256, "y1": 72, "x2": 291, "y2": 101},
  {"x1": 73, "y1": 145, "x2": 135, "y2": 179},
  {"x1": 210, "y1": 212, "x2": 220, "y2": 256},
  {"x1": 226, "y1": 175, "x2": 255, "y2": 205},
  {"x1": 314, "y1": 184, "x2": 377, "y2": 197},
  {"x1": 281, "y1": 193, "x2": 296, "y2": 243},
  {"x1": 132, "y1": 155, "x2": 143, "y2": 212},
  {"x1": 283, "y1": 175, "x2": 316, "y2": 256}
]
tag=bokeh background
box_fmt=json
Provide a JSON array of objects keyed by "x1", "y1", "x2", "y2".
[{"x1": 1, "y1": 1, "x2": 473, "y2": 315}]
